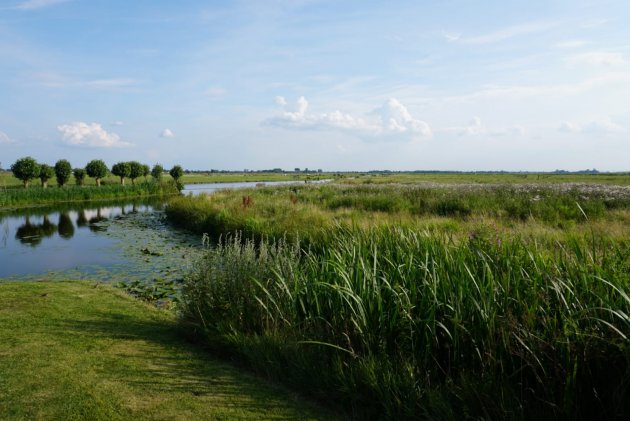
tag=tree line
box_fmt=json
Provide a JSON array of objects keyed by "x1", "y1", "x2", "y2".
[{"x1": 9, "y1": 157, "x2": 183, "y2": 188}]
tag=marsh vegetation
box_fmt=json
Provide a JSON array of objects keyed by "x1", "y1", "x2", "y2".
[{"x1": 169, "y1": 182, "x2": 630, "y2": 419}]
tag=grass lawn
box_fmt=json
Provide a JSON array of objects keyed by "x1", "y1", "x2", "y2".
[{"x1": 0, "y1": 281, "x2": 335, "y2": 420}]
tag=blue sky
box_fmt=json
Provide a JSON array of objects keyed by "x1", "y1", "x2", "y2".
[{"x1": 0, "y1": 0, "x2": 629, "y2": 171}]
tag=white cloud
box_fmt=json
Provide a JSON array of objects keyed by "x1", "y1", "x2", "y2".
[
  {"x1": 57, "y1": 122, "x2": 131, "y2": 148},
  {"x1": 15, "y1": 0, "x2": 71, "y2": 10},
  {"x1": 442, "y1": 117, "x2": 525, "y2": 137},
  {"x1": 0, "y1": 131, "x2": 15, "y2": 144},
  {"x1": 460, "y1": 21, "x2": 558, "y2": 45},
  {"x1": 558, "y1": 117, "x2": 625, "y2": 134},
  {"x1": 160, "y1": 128, "x2": 174, "y2": 138},
  {"x1": 565, "y1": 52, "x2": 626, "y2": 66},
  {"x1": 111, "y1": 121, "x2": 124, "y2": 126},
  {"x1": 263, "y1": 97, "x2": 431, "y2": 141}
]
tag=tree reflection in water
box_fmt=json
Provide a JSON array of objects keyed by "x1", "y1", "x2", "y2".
[
  {"x1": 88, "y1": 208, "x2": 108, "y2": 232},
  {"x1": 76, "y1": 210, "x2": 88, "y2": 228},
  {"x1": 57, "y1": 212, "x2": 75, "y2": 239},
  {"x1": 15, "y1": 216, "x2": 58, "y2": 247}
]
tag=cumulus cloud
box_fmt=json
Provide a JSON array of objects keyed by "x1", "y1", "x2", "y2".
[
  {"x1": 160, "y1": 128, "x2": 174, "y2": 138},
  {"x1": 565, "y1": 52, "x2": 626, "y2": 66},
  {"x1": 558, "y1": 117, "x2": 625, "y2": 134},
  {"x1": 263, "y1": 96, "x2": 432, "y2": 141},
  {"x1": 0, "y1": 131, "x2": 15, "y2": 144},
  {"x1": 57, "y1": 122, "x2": 130, "y2": 148}
]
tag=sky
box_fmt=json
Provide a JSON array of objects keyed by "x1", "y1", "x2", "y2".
[{"x1": 0, "y1": 0, "x2": 629, "y2": 171}]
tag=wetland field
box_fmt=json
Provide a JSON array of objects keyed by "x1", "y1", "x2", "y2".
[
  {"x1": 2, "y1": 173, "x2": 630, "y2": 419},
  {"x1": 167, "y1": 177, "x2": 630, "y2": 419}
]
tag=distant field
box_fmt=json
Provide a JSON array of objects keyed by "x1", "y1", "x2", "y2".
[{"x1": 339, "y1": 172, "x2": 630, "y2": 185}]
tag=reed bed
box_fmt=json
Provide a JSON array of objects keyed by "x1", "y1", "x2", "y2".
[
  {"x1": 180, "y1": 228, "x2": 630, "y2": 419},
  {"x1": 0, "y1": 180, "x2": 179, "y2": 208},
  {"x1": 166, "y1": 184, "x2": 630, "y2": 243}
]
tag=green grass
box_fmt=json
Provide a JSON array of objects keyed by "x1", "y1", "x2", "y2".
[
  {"x1": 181, "y1": 228, "x2": 630, "y2": 420},
  {"x1": 166, "y1": 183, "x2": 630, "y2": 245},
  {"x1": 0, "y1": 180, "x2": 179, "y2": 209},
  {"x1": 168, "y1": 183, "x2": 630, "y2": 419},
  {"x1": 0, "y1": 281, "x2": 335, "y2": 420},
  {"x1": 339, "y1": 172, "x2": 630, "y2": 185}
]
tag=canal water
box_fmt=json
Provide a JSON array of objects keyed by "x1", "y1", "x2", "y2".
[{"x1": 0, "y1": 181, "x2": 319, "y2": 281}]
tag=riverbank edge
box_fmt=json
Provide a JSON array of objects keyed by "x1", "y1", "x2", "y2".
[
  {"x1": 0, "y1": 280, "x2": 338, "y2": 420},
  {"x1": 0, "y1": 181, "x2": 180, "y2": 211}
]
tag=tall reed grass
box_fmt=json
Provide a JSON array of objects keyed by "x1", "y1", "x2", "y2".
[
  {"x1": 166, "y1": 184, "x2": 630, "y2": 244},
  {"x1": 0, "y1": 180, "x2": 179, "y2": 208},
  {"x1": 180, "y1": 228, "x2": 630, "y2": 419}
]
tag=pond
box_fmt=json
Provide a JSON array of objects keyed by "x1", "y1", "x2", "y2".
[
  {"x1": 0, "y1": 181, "x2": 333, "y2": 282},
  {"x1": 0, "y1": 198, "x2": 203, "y2": 282}
]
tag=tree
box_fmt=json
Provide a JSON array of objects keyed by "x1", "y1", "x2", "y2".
[
  {"x1": 111, "y1": 162, "x2": 131, "y2": 185},
  {"x1": 169, "y1": 165, "x2": 183, "y2": 182},
  {"x1": 38, "y1": 164, "x2": 55, "y2": 188},
  {"x1": 151, "y1": 164, "x2": 164, "y2": 181},
  {"x1": 85, "y1": 160, "x2": 108, "y2": 186},
  {"x1": 129, "y1": 161, "x2": 143, "y2": 185},
  {"x1": 73, "y1": 168, "x2": 86, "y2": 186},
  {"x1": 142, "y1": 164, "x2": 150, "y2": 180},
  {"x1": 11, "y1": 157, "x2": 40, "y2": 188},
  {"x1": 54, "y1": 159, "x2": 72, "y2": 187}
]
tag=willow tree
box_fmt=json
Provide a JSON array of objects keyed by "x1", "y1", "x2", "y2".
[
  {"x1": 11, "y1": 157, "x2": 40, "y2": 188},
  {"x1": 85, "y1": 160, "x2": 108, "y2": 186}
]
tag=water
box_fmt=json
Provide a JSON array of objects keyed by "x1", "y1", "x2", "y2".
[
  {"x1": 0, "y1": 198, "x2": 205, "y2": 282},
  {"x1": 181, "y1": 179, "x2": 332, "y2": 195},
  {"x1": 1, "y1": 181, "x2": 330, "y2": 281}
]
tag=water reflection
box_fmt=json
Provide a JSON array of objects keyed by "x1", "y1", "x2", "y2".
[
  {"x1": 1, "y1": 199, "x2": 162, "y2": 250},
  {"x1": 58, "y1": 212, "x2": 75, "y2": 239},
  {"x1": 0, "y1": 198, "x2": 166, "y2": 279},
  {"x1": 15, "y1": 215, "x2": 58, "y2": 247},
  {"x1": 88, "y1": 208, "x2": 108, "y2": 232}
]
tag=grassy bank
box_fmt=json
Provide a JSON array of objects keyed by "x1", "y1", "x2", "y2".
[
  {"x1": 166, "y1": 183, "x2": 630, "y2": 244},
  {"x1": 168, "y1": 183, "x2": 630, "y2": 419},
  {"x1": 0, "y1": 170, "x2": 332, "y2": 188},
  {"x1": 0, "y1": 180, "x2": 179, "y2": 209},
  {"x1": 0, "y1": 281, "x2": 333, "y2": 420}
]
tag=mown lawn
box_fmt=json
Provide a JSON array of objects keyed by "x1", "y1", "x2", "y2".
[{"x1": 0, "y1": 281, "x2": 335, "y2": 420}]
